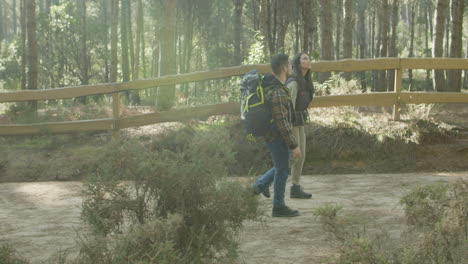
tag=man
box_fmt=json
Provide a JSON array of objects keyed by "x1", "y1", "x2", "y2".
[{"x1": 253, "y1": 53, "x2": 302, "y2": 217}]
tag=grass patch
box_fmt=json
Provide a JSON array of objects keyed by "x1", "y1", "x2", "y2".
[
  {"x1": 313, "y1": 179, "x2": 468, "y2": 264},
  {"x1": 0, "y1": 244, "x2": 29, "y2": 264},
  {"x1": 74, "y1": 125, "x2": 263, "y2": 263}
]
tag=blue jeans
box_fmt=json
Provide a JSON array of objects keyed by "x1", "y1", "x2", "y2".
[{"x1": 255, "y1": 136, "x2": 290, "y2": 208}]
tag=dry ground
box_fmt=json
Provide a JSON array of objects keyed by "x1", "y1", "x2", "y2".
[{"x1": 1, "y1": 172, "x2": 467, "y2": 263}]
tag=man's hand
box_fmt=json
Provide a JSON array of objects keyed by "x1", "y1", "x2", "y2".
[{"x1": 291, "y1": 147, "x2": 302, "y2": 160}]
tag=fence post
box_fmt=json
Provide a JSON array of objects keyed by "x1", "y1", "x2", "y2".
[
  {"x1": 393, "y1": 68, "x2": 403, "y2": 121},
  {"x1": 112, "y1": 92, "x2": 120, "y2": 138}
]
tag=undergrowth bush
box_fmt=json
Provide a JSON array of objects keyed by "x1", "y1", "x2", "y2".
[
  {"x1": 313, "y1": 179, "x2": 468, "y2": 264},
  {"x1": 0, "y1": 244, "x2": 29, "y2": 264},
  {"x1": 400, "y1": 179, "x2": 468, "y2": 264},
  {"x1": 77, "y1": 124, "x2": 262, "y2": 264}
]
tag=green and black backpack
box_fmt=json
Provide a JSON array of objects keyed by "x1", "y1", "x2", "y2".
[{"x1": 240, "y1": 70, "x2": 273, "y2": 141}]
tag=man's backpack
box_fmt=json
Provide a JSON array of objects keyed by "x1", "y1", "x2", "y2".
[{"x1": 240, "y1": 70, "x2": 273, "y2": 141}]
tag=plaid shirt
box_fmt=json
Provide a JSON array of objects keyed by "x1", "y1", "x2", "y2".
[{"x1": 264, "y1": 85, "x2": 298, "y2": 150}]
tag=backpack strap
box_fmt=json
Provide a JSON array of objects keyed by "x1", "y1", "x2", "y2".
[{"x1": 285, "y1": 76, "x2": 297, "y2": 86}]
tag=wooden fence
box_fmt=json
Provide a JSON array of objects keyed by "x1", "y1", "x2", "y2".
[{"x1": 1, "y1": 58, "x2": 468, "y2": 136}]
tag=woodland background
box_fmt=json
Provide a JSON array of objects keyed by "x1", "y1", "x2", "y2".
[{"x1": 0, "y1": 0, "x2": 467, "y2": 113}]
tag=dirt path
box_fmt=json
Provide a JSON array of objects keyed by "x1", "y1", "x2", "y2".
[{"x1": 1, "y1": 172, "x2": 467, "y2": 263}]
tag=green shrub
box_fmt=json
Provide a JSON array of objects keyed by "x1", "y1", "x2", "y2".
[
  {"x1": 400, "y1": 179, "x2": 468, "y2": 264},
  {"x1": 79, "y1": 125, "x2": 262, "y2": 263},
  {"x1": 0, "y1": 244, "x2": 29, "y2": 264},
  {"x1": 314, "y1": 180, "x2": 468, "y2": 264}
]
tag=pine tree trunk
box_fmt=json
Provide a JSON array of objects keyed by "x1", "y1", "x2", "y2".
[
  {"x1": 336, "y1": 0, "x2": 343, "y2": 60},
  {"x1": 444, "y1": 10, "x2": 450, "y2": 57},
  {"x1": 0, "y1": 0, "x2": 4, "y2": 53},
  {"x1": 127, "y1": 0, "x2": 139, "y2": 104},
  {"x1": 102, "y1": 0, "x2": 110, "y2": 83},
  {"x1": 311, "y1": 1, "x2": 318, "y2": 54},
  {"x1": 464, "y1": 39, "x2": 468, "y2": 90},
  {"x1": 157, "y1": 0, "x2": 176, "y2": 110},
  {"x1": 358, "y1": 0, "x2": 367, "y2": 92},
  {"x1": 233, "y1": 0, "x2": 244, "y2": 66},
  {"x1": 432, "y1": 0, "x2": 448, "y2": 92},
  {"x1": 259, "y1": 0, "x2": 271, "y2": 56},
  {"x1": 294, "y1": 8, "x2": 299, "y2": 54},
  {"x1": 276, "y1": 0, "x2": 290, "y2": 53},
  {"x1": 26, "y1": 0, "x2": 38, "y2": 114},
  {"x1": 77, "y1": 0, "x2": 88, "y2": 104},
  {"x1": 373, "y1": 7, "x2": 380, "y2": 91},
  {"x1": 370, "y1": 8, "x2": 375, "y2": 58},
  {"x1": 140, "y1": 7, "x2": 146, "y2": 79},
  {"x1": 120, "y1": 0, "x2": 130, "y2": 83},
  {"x1": 302, "y1": 0, "x2": 312, "y2": 54},
  {"x1": 377, "y1": 0, "x2": 389, "y2": 92},
  {"x1": 408, "y1": 5, "x2": 415, "y2": 91},
  {"x1": 387, "y1": 0, "x2": 398, "y2": 92},
  {"x1": 13, "y1": 0, "x2": 17, "y2": 35},
  {"x1": 135, "y1": 0, "x2": 142, "y2": 79},
  {"x1": 110, "y1": 0, "x2": 119, "y2": 83},
  {"x1": 428, "y1": 1, "x2": 433, "y2": 40},
  {"x1": 127, "y1": 1, "x2": 135, "y2": 80},
  {"x1": 251, "y1": 0, "x2": 260, "y2": 31},
  {"x1": 20, "y1": 0, "x2": 26, "y2": 91},
  {"x1": 181, "y1": 1, "x2": 194, "y2": 96},
  {"x1": 318, "y1": 0, "x2": 333, "y2": 83},
  {"x1": 343, "y1": 0, "x2": 353, "y2": 81},
  {"x1": 447, "y1": 0, "x2": 464, "y2": 92},
  {"x1": 425, "y1": 0, "x2": 432, "y2": 91}
]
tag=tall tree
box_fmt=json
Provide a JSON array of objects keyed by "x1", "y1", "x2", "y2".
[
  {"x1": 233, "y1": 0, "x2": 245, "y2": 65},
  {"x1": 110, "y1": 0, "x2": 119, "y2": 83},
  {"x1": 387, "y1": 0, "x2": 398, "y2": 91},
  {"x1": 127, "y1": 0, "x2": 135, "y2": 80},
  {"x1": 13, "y1": 0, "x2": 17, "y2": 35},
  {"x1": 318, "y1": 0, "x2": 333, "y2": 83},
  {"x1": 447, "y1": 0, "x2": 464, "y2": 92},
  {"x1": 408, "y1": 4, "x2": 415, "y2": 90},
  {"x1": 157, "y1": 0, "x2": 177, "y2": 110},
  {"x1": 276, "y1": 0, "x2": 290, "y2": 53},
  {"x1": 26, "y1": 0, "x2": 38, "y2": 114},
  {"x1": 372, "y1": 4, "x2": 380, "y2": 91},
  {"x1": 343, "y1": 0, "x2": 353, "y2": 81},
  {"x1": 120, "y1": 0, "x2": 130, "y2": 83},
  {"x1": 134, "y1": 0, "x2": 143, "y2": 79},
  {"x1": 0, "y1": 0, "x2": 4, "y2": 53},
  {"x1": 140, "y1": 0, "x2": 146, "y2": 79},
  {"x1": 336, "y1": 0, "x2": 343, "y2": 60},
  {"x1": 102, "y1": 0, "x2": 110, "y2": 83},
  {"x1": 432, "y1": 0, "x2": 448, "y2": 92},
  {"x1": 259, "y1": 0, "x2": 271, "y2": 55},
  {"x1": 357, "y1": 0, "x2": 367, "y2": 91},
  {"x1": 464, "y1": 38, "x2": 468, "y2": 90},
  {"x1": 20, "y1": 0, "x2": 26, "y2": 91},
  {"x1": 424, "y1": 0, "x2": 432, "y2": 91},
  {"x1": 77, "y1": 0, "x2": 89, "y2": 104},
  {"x1": 302, "y1": 0, "x2": 313, "y2": 54},
  {"x1": 444, "y1": 7, "x2": 450, "y2": 57},
  {"x1": 377, "y1": 0, "x2": 389, "y2": 92},
  {"x1": 126, "y1": 0, "x2": 139, "y2": 104}
]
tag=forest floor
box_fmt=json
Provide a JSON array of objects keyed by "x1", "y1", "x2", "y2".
[{"x1": 1, "y1": 172, "x2": 467, "y2": 263}]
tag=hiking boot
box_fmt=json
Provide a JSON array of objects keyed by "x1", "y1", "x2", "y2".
[
  {"x1": 252, "y1": 184, "x2": 271, "y2": 198},
  {"x1": 272, "y1": 206, "x2": 300, "y2": 217},
  {"x1": 290, "y1": 184, "x2": 312, "y2": 199}
]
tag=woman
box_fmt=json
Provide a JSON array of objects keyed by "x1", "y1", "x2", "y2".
[{"x1": 286, "y1": 52, "x2": 314, "y2": 199}]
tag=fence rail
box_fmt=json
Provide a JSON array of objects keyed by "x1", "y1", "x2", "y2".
[{"x1": 1, "y1": 58, "x2": 468, "y2": 136}]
